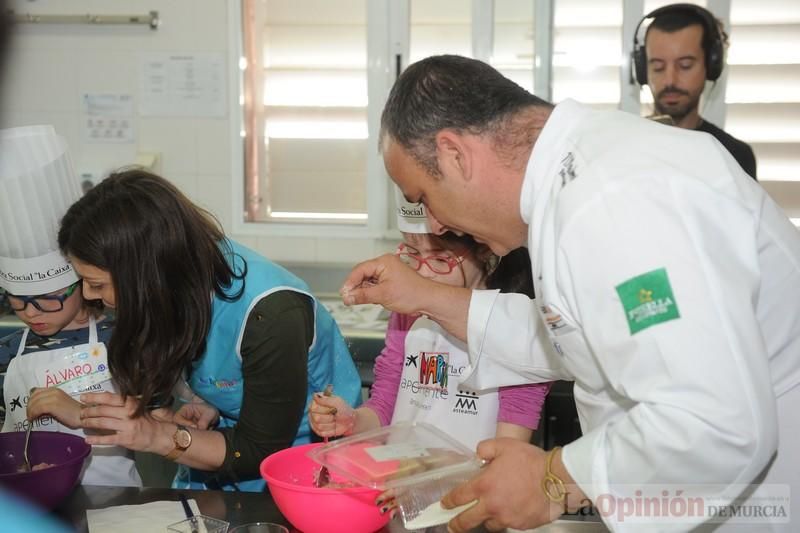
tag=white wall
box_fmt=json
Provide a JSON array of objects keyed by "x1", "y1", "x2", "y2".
[
  {"x1": 3, "y1": 0, "x2": 231, "y2": 221},
  {"x1": 1, "y1": 0, "x2": 394, "y2": 272}
]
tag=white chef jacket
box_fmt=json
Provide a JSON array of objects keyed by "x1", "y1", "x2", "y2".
[{"x1": 463, "y1": 99, "x2": 800, "y2": 532}]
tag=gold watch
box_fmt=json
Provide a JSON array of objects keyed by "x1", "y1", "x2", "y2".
[{"x1": 164, "y1": 424, "x2": 192, "y2": 461}]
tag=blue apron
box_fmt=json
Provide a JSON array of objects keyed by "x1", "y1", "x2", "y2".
[{"x1": 172, "y1": 240, "x2": 361, "y2": 491}]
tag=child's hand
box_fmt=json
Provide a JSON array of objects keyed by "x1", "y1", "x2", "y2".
[
  {"x1": 308, "y1": 393, "x2": 356, "y2": 437},
  {"x1": 174, "y1": 401, "x2": 220, "y2": 430},
  {"x1": 26, "y1": 387, "x2": 83, "y2": 429}
]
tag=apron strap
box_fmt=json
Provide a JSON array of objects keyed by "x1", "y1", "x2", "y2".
[
  {"x1": 16, "y1": 328, "x2": 30, "y2": 358},
  {"x1": 88, "y1": 315, "x2": 98, "y2": 344},
  {"x1": 15, "y1": 314, "x2": 100, "y2": 358}
]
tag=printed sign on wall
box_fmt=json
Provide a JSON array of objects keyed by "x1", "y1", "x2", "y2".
[{"x1": 139, "y1": 53, "x2": 226, "y2": 118}]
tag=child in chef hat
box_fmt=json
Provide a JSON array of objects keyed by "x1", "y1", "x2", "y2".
[
  {"x1": 0, "y1": 125, "x2": 141, "y2": 487},
  {"x1": 309, "y1": 188, "x2": 551, "y2": 516}
]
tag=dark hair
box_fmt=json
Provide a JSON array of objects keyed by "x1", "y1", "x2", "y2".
[
  {"x1": 380, "y1": 54, "x2": 552, "y2": 177},
  {"x1": 58, "y1": 169, "x2": 245, "y2": 415},
  {"x1": 76, "y1": 285, "x2": 105, "y2": 318},
  {"x1": 430, "y1": 233, "x2": 533, "y2": 297},
  {"x1": 433, "y1": 232, "x2": 495, "y2": 283},
  {"x1": 646, "y1": 7, "x2": 727, "y2": 61},
  {"x1": 486, "y1": 247, "x2": 534, "y2": 298}
]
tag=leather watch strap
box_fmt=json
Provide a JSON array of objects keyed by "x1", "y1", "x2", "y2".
[
  {"x1": 164, "y1": 444, "x2": 186, "y2": 461},
  {"x1": 164, "y1": 424, "x2": 191, "y2": 461}
]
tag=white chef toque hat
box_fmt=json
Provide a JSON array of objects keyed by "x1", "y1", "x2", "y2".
[
  {"x1": 394, "y1": 185, "x2": 430, "y2": 234},
  {"x1": 0, "y1": 125, "x2": 82, "y2": 296}
]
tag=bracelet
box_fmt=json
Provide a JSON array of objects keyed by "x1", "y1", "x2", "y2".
[
  {"x1": 340, "y1": 408, "x2": 357, "y2": 436},
  {"x1": 541, "y1": 446, "x2": 567, "y2": 503}
]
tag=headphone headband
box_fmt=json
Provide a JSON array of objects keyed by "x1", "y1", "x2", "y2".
[{"x1": 631, "y1": 3, "x2": 724, "y2": 85}]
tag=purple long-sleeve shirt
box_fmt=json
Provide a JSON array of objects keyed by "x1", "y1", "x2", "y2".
[{"x1": 363, "y1": 312, "x2": 551, "y2": 429}]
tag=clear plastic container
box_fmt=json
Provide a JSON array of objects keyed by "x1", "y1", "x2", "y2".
[{"x1": 307, "y1": 421, "x2": 483, "y2": 528}]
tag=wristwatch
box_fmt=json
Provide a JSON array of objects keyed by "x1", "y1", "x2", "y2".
[{"x1": 164, "y1": 424, "x2": 192, "y2": 461}]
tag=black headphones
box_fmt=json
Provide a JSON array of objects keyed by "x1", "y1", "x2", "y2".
[{"x1": 631, "y1": 3, "x2": 724, "y2": 85}]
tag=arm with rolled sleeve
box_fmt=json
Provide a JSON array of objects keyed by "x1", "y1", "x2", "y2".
[
  {"x1": 556, "y1": 176, "x2": 777, "y2": 530},
  {"x1": 463, "y1": 290, "x2": 570, "y2": 390},
  {"x1": 497, "y1": 382, "x2": 552, "y2": 431}
]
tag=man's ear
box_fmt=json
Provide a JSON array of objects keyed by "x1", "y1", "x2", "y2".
[{"x1": 435, "y1": 130, "x2": 471, "y2": 181}]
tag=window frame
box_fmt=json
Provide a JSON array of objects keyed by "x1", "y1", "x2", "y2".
[
  {"x1": 227, "y1": 0, "x2": 798, "y2": 265},
  {"x1": 227, "y1": 0, "x2": 395, "y2": 243}
]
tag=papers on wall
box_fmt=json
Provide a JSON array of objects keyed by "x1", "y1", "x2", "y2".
[
  {"x1": 139, "y1": 52, "x2": 226, "y2": 118},
  {"x1": 82, "y1": 93, "x2": 135, "y2": 143}
]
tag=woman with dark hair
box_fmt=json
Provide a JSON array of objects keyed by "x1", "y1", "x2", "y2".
[{"x1": 58, "y1": 169, "x2": 361, "y2": 491}]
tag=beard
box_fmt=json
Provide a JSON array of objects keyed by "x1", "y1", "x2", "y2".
[{"x1": 654, "y1": 86, "x2": 701, "y2": 124}]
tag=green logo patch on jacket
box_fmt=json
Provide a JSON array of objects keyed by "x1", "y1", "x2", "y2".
[{"x1": 615, "y1": 268, "x2": 680, "y2": 334}]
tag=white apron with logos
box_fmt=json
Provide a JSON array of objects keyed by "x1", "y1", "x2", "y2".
[
  {"x1": 391, "y1": 317, "x2": 500, "y2": 451},
  {"x1": 1, "y1": 317, "x2": 141, "y2": 487}
]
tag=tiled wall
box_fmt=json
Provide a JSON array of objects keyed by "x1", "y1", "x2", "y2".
[
  {"x1": 1, "y1": 0, "x2": 396, "y2": 283},
  {"x1": 2, "y1": 1, "x2": 232, "y2": 224}
]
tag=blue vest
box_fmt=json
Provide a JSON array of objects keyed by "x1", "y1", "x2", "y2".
[{"x1": 173, "y1": 240, "x2": 361, "y2": 491}]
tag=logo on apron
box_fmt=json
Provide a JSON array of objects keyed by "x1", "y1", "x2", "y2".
[
  {"x1": 418, "y1": 351, "x2": 449, "y2": 390},
  {"x1": 2, "y1": 316, "x2": 114, "y2": 433},
  {"x1": 392, "y1": 318, "x2": 500, "y2": 450},
  {"x1": 452, "y1": 390, "x2": 480, "y2": 415}
]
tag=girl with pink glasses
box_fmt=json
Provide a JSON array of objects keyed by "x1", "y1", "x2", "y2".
[{"x1": 309, "y1": 194, "x2": 551, "y2": 517}]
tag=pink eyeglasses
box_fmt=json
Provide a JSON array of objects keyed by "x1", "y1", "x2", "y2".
[{"x1": 395, "y1": 243, "x2": 464, "y2": 275}]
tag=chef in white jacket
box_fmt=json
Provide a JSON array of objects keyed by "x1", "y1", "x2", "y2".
[{"x1": 342, "y1": 55, "x2": 800, "y2": 532}]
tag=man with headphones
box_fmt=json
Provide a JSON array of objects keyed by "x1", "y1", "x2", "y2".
[{"x1": 633, "y1": 3, "x2": 757, "y2": 179}]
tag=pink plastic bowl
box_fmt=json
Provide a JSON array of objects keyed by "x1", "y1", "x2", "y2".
[
  {"x1": 260, "y1": 443, "x2": 390, "y2": 533},
  {"x1": 0, "y1": 431, "x2": 91, "y2": 509}
]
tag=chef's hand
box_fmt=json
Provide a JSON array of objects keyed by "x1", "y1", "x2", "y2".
[
  {"x1": 340, "y1": 254, "x2": 434, "y2": 313},
  {"x1": 26, "y1": 387, "x2": 83, "y2": 429},
  {"x1": 342, "y1": 254, "x2": 472, "y2": 342},
  {"x1": 78, "y1": 391, "x2": 174, "y2": 452},
  {"x1": 308, "y1": 393, "x2": 355, "y2": 437},
  {"x1": 174, "y1": 401, "x2": 220, "y2": 430},
  {"x1": 442, "y1": 438, "x2": 565, "y2": 532}
]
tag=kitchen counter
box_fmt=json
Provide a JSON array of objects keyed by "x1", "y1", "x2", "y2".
[
  {"x1": 0, "y1": 314, "x2": 22, "y2": 333},
  {"x1": 318, "y1": 298, "x2": 389, "y2": 389},
  {"x1": 53, "y1": 485, "x2": 287, "y2": 532},
  {"x1": 512, "y1": 524, "x2": 607, "y2": 532},
  {"x1": 52, "y1": 485, "x2": 608, "y2": 532}
]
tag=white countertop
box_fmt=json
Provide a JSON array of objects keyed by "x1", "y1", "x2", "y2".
[
  {"x1": 320, "y1": 299, "x2": 389, "y2": 336},
  {"x1": 398, "y1": 520, "x2": 608, "y2": 533},
  {"x1": 511, "y1": 520, "x2": 608, "y2": 532}
]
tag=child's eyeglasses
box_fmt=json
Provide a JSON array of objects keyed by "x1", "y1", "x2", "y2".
[
  {"x1": 5, "y1": 281, "x2": 81, "y2": 313},
  {"x1": 395, "y1": 243, "x2": 464, "y2": 275}
]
